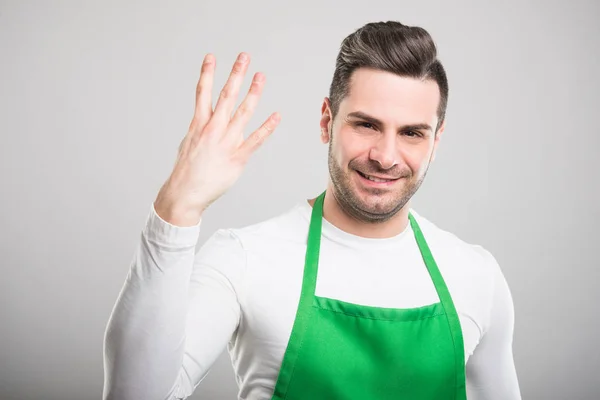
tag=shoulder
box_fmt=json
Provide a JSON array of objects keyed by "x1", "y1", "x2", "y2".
[
  {"x1": 194, "y1": 202, "x2": 307, "y2": 282},
  {"x1": 409, "y1": 209, "x2": 500, "y2": 275},
  {"x1": 215, "y1": 201, "x2": 309, "y2": 251},
  {"x1": 410, "y1": 209, "x2": 508, "y2": 333}
]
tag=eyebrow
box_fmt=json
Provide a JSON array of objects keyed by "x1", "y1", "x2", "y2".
[{"x1": 346, "y1": 111, "x2": 434, "y2": 132}]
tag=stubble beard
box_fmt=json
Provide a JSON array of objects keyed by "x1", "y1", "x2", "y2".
[{"x1": 327, "y1": 141, "x2": 431, "y2": 224}]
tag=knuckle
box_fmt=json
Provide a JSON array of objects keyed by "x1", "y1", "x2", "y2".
[
  {"x1": 188, "y1": 117, "x2": 199, "y2": 131},
  {"x1": 201, "y1": 61, "x2": 213, "y2": 73},
  {"x1": 189, "y1": 117, "x2": 207, "y2": 135},
  {"x1": 202, "y1": 122, "x2": 218, "y2": 136},
  {"x1": 249, "y1": 138, "x2": 260, "y2": 150},
  {"x1": 232, "y1": 152, "x2": 248, "y2": 166},
  {"x1": 249, "y1": 80, "x2": 262, "y2": 92},
  {"x1": 254, "y1": 131, "x2": 265, "y2": 145},
  {"x1": 188, "y1": 134, "x2": 200, "y2": 150},
  {"x1": 237, "y1": 104, "x2": 250, "y2": 118},
  {"x1": 196, "y1": 82, "x2": 205, "y2": 95},
  {"x1": 220, "y1": 86, "x2": 231, "y2": 99},
  {"x1": 232, "y1": 61, "x2": 244, "y2": 75}
]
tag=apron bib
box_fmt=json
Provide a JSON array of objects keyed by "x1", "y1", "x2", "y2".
[{"x1": 270, "y1": 191, "x2": 467, "y2": 400}]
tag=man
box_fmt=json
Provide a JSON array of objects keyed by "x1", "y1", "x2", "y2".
[{"x1": 103, "y1": 21, "x2": 521, "y2": 400}]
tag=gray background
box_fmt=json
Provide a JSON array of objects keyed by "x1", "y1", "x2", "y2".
[{"x1": 1, "y1": 0, "x2": 598, "y2": 399}]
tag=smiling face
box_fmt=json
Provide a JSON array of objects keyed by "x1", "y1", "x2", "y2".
[{"x1": 320, "y1": 68, "x2": 445, "y2": 223}]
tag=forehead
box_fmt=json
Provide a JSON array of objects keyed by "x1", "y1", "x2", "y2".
[{"x1": 341, "y1": 68, "x2": 441, "y2": 124}]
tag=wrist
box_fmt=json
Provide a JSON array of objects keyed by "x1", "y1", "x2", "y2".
[{"x1": 153, "y1": 200, "x2": 202, "y2": 227}]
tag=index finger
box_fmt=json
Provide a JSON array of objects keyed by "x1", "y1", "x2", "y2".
[{"x1": 194, "y1": 53, "x2": 216, "y2": 125}]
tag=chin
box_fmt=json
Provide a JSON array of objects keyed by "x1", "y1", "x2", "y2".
[{"x1": 351, "y1": 186, "x2": 402, "y2": 213}]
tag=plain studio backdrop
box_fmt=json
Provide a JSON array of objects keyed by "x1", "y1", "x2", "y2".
[{"x1": 1, "y1": 0, "x2": 599, "y2": 399}]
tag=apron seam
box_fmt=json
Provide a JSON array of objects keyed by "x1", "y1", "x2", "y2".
[{"x1": 311, "y1": 305, "x2": 446, "y2": 322}]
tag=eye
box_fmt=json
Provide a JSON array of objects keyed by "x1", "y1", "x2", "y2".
[
  {"x1": 356, "y1": 121, "x2": 375, "y2": 129},
  {"x1": 403, "y1": 130, "x2": 422, "y2": 138}
]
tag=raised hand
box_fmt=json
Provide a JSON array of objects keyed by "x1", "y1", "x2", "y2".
[{"x1": 154, "y1": 52, "x2": 281, "y2": 226}]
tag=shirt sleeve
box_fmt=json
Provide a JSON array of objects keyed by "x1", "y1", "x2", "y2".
[
  {"x1": 466, "y1": 250, "x2": 522, "y2": 400},
  {"x1": 102, "y1": 202, "x2": 247, "y2": 400}
]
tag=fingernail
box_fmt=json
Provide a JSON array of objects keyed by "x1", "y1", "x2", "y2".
[{"x1": 238, "y1": 53, "x2": 248, "y2": 62}]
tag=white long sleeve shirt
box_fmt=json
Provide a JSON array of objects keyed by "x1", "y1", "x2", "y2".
[{"x1": 103, "y1": 199, "x2": 521, "y2": 400}]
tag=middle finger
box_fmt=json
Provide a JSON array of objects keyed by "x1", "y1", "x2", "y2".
[{"x1": 212, "y1": 52, "x2": 250, "y2": 125}]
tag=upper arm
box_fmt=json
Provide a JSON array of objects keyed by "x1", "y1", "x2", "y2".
[
  {"x1": 169, "y1": 229, "x2": 247, "y2": 398},
  {"x1": 466, "y1": 252, "x2": 522, "y2": 400}
]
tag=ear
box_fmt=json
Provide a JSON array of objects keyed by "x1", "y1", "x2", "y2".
[
  {"x1": 430, "y1": 118, "x2": 446, "y2": 163},
  {"x1": 320, "y1": 97, "x2": 333, "y2": 144}
]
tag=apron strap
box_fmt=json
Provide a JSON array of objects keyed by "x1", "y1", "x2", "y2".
[
  {"x1": 271, "y1": 191, "x2": 324, "y2": 396},
  {"x1": 409, "y1": 213, "x2": 467, "y2": 396}
]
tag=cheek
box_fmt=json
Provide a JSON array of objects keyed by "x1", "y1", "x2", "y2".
[
  {"x1": 400, "y1": 146, "x2": 432, "y2": 174},
  {"x1": 333, "y1": 131, "x2": 369, "y2": 167}
]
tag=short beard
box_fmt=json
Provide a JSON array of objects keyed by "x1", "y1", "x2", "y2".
[{"x1": 327, "y1": 140, "x2": 431, "y2": 224}]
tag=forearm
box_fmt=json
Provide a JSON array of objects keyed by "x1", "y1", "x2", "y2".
[
  {"x1": 466, "y1": 248, "x2": 521, "y2": 400},
  {"x1": 103, "y1": 203, "x2": 201, "y2": 400}
]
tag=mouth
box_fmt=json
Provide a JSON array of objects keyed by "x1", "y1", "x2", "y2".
[{"x1": 355, "y1": 170, "x2": 400, "y2": 187}]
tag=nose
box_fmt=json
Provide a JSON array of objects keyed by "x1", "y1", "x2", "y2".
[{"x1": 369, "y1": 132, "x2": 398, "y2": 170}]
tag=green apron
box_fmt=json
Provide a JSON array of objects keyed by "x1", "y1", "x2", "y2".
[{"x1": 271, "y1": 190, "x2": 467, "y2": 400}]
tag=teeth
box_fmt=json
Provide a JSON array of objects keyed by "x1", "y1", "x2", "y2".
[{"x1": 363, "y1": 173, "x2": 391, "y2": 183}]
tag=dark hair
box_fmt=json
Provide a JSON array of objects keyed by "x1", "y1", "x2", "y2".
[{"x1": 328, "y1": 21, "x2": 449, "y2": 132}]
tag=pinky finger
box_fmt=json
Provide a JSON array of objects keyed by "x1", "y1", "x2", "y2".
[{"x1": 238, "y1": 112, "x2": 281, "y2": 159}]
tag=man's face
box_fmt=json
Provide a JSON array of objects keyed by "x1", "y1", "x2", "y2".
[{"x1": 321, "y1": 68, "x2": 444, "y2": 223}]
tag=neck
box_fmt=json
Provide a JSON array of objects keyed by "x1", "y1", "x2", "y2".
[{"x1": 307, "y1": 184, "x2": 411, "y2": 239}]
